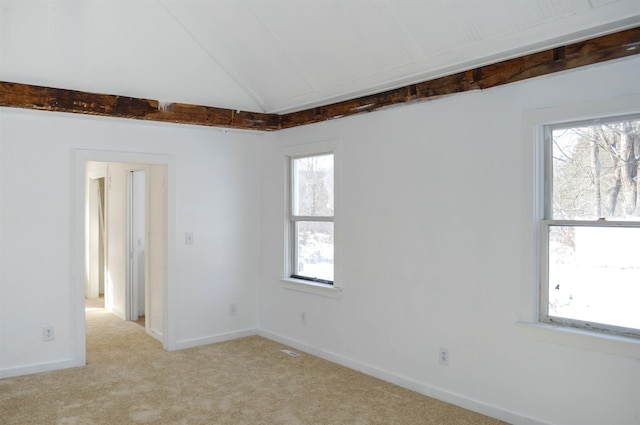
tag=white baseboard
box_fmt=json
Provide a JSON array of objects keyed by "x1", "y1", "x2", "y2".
[
  {"x1": 167, "y1": 328, "x2": 258, "y2": 351},
  {"x1": 109, "y1": 307, "x2": 125, "y2": 321},
  {"x1": 257, "y1": 329, "x2": 550, "y2": 425},
  {"x1": 0, "y1": 358, "x2": 85, "y2": 379},
  {"x1": 146, "y1": 327, "x2": 163, "y2": 342},
  {"x1": 0, "y1": 327, "x2": 551, "y2": 425}
]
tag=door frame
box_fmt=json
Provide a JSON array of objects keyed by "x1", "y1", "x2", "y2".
[{"x1": 73, "y1": 149, "x2": 177, "y2": 366}]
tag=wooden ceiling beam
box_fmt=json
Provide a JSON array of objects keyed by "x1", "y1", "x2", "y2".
[
  {"x1": 1, "y1": 27, "x2": 638, "y2": 131},
  {"x1": 0, "y1": 82, "x2": 280, "y2": 131}
]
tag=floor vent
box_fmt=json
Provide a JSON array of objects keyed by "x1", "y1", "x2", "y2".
[{"x1": 280, "y1": 349, "x2": 300, "y2": 357}]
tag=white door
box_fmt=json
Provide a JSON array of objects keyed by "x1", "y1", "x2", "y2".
[{"x1": 128, "y1": 169, "x2": 146, "y2": 322}]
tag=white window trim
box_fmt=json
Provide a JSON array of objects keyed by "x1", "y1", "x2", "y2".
[
  {"x1": 280, "y1": 277, "x2": 343, "y2": 299},
  {"x1": 521, "y1": 94, "x2": 640, "y2": 358},
  {"x1": 283, "y1": 140, "x2": 342, "y2": 297}
]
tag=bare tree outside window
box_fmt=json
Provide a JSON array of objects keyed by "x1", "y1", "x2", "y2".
[
  {"x1": 552, "y1": 120, "x2": 639, "y2": 220},
  {"x1": 546, "y1": 117, "x2": 640, "y2": 334},
  {"x1": 291, "y1": 154, "x2": 334, "y2": 283}
]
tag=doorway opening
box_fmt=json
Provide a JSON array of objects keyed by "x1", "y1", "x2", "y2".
[
  {"x1": 74, "y1": 149, "x2": 175, "y2": 366},
  {"x1": 85, "y1": 161, "x2": 166, "y2": 342}
]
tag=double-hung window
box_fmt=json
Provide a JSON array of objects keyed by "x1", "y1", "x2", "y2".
[
  {"x1": 542, "y1": 114, "x2": 640, "y2": 338},
  {"x1": 289, "y1": 153, "x2": 334, "y2": 285}
]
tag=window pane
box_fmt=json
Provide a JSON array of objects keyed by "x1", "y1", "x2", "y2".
[
  {"x1": 551, "y1": 119, "x2": 640, "y2": 220},
  {"x1": 292, "y1": 154, "x2": 334, "y2": 216},
  {"x1": 548, "y1": 225, "x2": 640, "y2": 330},
  {"x1": 295, "y1": 221, "x2": 334, "y2": 282}
]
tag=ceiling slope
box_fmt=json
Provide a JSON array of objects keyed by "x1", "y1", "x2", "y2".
[
  {"x1": 1, "y1": 0, "x2": 639, "y2": 114},
  {"x1": 2, "y1": 27, "x2": 639, "y2": 131}
]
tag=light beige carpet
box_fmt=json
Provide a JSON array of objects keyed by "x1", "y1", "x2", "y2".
[{"x1": 0, "y1": 300, "x2": 507, "y2": 424}]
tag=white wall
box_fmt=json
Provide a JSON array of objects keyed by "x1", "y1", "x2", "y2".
[
  {"x1": 1, "y1": 52, "x2": 639, "y2": 425},
  {"x1": 147, "y1": 163, "x2": 165, "y2": 338},
  {"x1": 258, "y1": 56, "x2": 640, "y2": 425},
  {"x1": 104, "y1": 161, "x2": 132, "y2": 320},
  {"x1": 0, "y1": 110, "x2": 260, "y2": 377}
]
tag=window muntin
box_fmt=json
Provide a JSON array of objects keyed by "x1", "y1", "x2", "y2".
[
  {"x1": 543, "y1": 115, "x2": 640, "y2": 338},
  {"x1": 290, "y1": 153, "x2": 334, "y2": 284}
]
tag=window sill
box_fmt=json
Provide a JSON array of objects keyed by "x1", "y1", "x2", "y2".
[
  {"x1": 518, "y1": 321, "x2": 640, "y2": 359},
  {"x1": 280, "y1": 277, "x2": 343, "y2": 299}
]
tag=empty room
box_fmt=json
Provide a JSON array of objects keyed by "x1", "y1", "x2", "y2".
[{"x1": 1, "y1": 1, "x2": 639, "y2": 424}]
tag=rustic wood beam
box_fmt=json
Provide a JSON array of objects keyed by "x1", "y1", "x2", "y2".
[
  {"x1": 1, "y1": 27, "x2": 638, "y2": 131},
  {"x1": 0, "y1": 82, "x2": 280, "y2": 131},
  {"x1": 280, "y1": 27, "x2": 640, "y2": 129}
]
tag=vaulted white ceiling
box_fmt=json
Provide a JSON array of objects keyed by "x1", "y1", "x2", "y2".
[{"x1": 1, "y1": 1, "x2": 639, "y2": 114}]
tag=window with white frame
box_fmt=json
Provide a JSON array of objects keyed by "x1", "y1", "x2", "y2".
[
  {"x1": 542, "y1": 114, "x2": 640, "y2": 338},
  {"x1": 289, "y1": 152, "x2": 334, "y2": 285}
]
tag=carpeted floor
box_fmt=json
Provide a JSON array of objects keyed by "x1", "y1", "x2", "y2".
[{"x1": 0, "y1": 299, "x2": 507, "y2": 424}]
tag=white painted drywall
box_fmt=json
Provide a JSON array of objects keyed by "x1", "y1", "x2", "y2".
[
  {"x1": 87, "y1": 177, "x2": 101, "y2": 299},
  {"x1": 0, "y1": 111, "x2": 261, "y2": 377},
  {"x1": 258, "y1": 56, "x2": 640, "y2": 425},
  {"x1": 1, "y1": 49, "x2": 638, "y2": 425},
  {"x1": 105, "y1": 161, "x2": 128, "y2": 319},
  {"x1": 86, "y1": 161, "x2": 107, "y2": 300}
]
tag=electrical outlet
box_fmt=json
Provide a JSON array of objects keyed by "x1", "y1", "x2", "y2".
[
  {"x1": 43, "y1": 326, "x2": 55, "y2": 342},
  {"x1": 439, "y1": 347, "x2": 449, "y2": 365},
  {"x1": 300, "y1": 312, "x2": 306, "y2": 325},
  {"x1": 185, "y1": 232, "x2": 194, "y2": 245},
  {"x1": 229, "y1": 303, "x2": 237, "y2": 316}
]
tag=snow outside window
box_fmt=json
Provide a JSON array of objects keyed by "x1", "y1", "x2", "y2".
[
  {"x1": 542, "y1": 115, "x2": 640, "y2": 338},
  {"x1": 289, "y1": 153, "x2": 334, "y2": 285}
]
